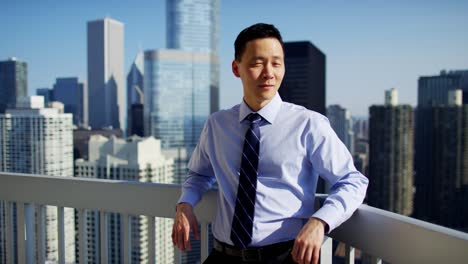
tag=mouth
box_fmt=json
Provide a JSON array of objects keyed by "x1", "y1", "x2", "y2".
[{"x1": 258, "y1": 84, "x2": 275, "y2": 89}]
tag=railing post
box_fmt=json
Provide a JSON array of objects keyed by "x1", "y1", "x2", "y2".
[
  {"x1": 36, "y1": 205, "x2": 44, "y2": 264},
  {"x1": 345, "y1": 244, "x2": 355, "y2": 264},
  {"x1": 16, "y1": 202, "x2": 26, "y2": 264},
  {"x1": 100, "y1": 211, "x2": 108, "y2": 264},
  {"x1": 5, "y1": 202, "x2": 13, "y2": 264},
  {"x1": 58, "y1": 206, "x2": 65, "y2": 264},
  {"x1": 78, "y1": 209, "x2": 86, "y2": 264},
  {"x1": 147, "y1": 216, "x2": 155, "y2": 264},
  {"x1": 122, "y1": 213, "x2": 131, "y2": 263},
  {"x1": 200, "y1": 221, "x2": 209, "y2": 262},
  {"x1": 320, "y1": 236, "x2": 332, "y2": 264},
  {"x1": 371, "y1": 256, "x2": 382, "y2": 264}
]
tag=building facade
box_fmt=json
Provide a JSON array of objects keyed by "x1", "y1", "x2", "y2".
[
  {"x1": 166, "y1": 0, "x2": 220, "y2": 114},
  {"x1": 368, "y1": 90, "x2": 414, "y2": 216},
  {"x1": 53, "y1": 77, "x2": 88, "y2": 127},
  {"x1": 414, "y1": 70, "x2": 468, "y2": 221},
  {"x1": 0, "y1": 58, "x2": 27, "y2": 114},
  {"x1": 74, "y1": 135, "x2": 174, "y2": 263},
  {"x1": 327, "y1": 105, "x2": 354, "y2": 154},
  {"x1": 0, "y1": 96, "x2": 74, "y2": 264},
  {"x1": 36, "y1": 88, "x2": 54, "y2": 105},
  {"x1": 279, "y1": 41, "x2": 326, "y2": 115},
  {"x1": 87, "y1": 18, "x2": 125, "y2": 131},
  {"x1": 127, "y1": 51, "x2": 144, "y2": 137}
]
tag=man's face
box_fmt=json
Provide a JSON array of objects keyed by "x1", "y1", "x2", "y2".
[{"x1": 232, "y1": 37, "x2": 285, "y2": 110}]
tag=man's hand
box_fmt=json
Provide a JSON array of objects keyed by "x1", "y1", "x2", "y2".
[
  {"x1": 172, "y1": 203, "x2": 200, "y2": 252},
  {"x1": 291, "y1": 217, "x2": 327, "y2": 264}
]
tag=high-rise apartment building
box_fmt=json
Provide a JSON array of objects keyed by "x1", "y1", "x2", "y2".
[
  {"x1": 368, "y1": 89, "x2": 414, "y2": 216},
  {"x1": 0, "y1": 96, "x2": 74, "y2": 264},
  {"x1": 427, "y1": 90, "x2": 468, "y2": 231},
  {"x1": 53, "y1": 77, "x2": 88, "y2": 127},
  {"x1": 74, "y1": 135, "x2": 174, "y2": 263},
  {"x1": 414, "y1": 70, "x2": 468, "y2": 221},
  {"x1": 0, "y1": 58, "x2": 27, "y2": 114},
  {"x1": 279, "y1": 41, "x2": 326, "y2": 115},
  {"x1": 87, "y1": 18, "x2": 125, "y2": 131},
  {"x1": 127, "y1": 51, "x2": 144, "y2": 136},
  {"x1": 327, "y1": 105, "x2": 354, "y2": 154}
]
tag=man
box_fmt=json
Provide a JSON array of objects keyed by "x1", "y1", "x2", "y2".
[{"x1": 172, "y1": 23, "x2": 368, "y2": 264}]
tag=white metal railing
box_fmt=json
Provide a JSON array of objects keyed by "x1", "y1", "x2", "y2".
[{"x1": 1, "y1": 172, "x2": 468, "y2": 264}]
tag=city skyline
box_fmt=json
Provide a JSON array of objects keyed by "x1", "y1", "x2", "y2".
[{"x1": 1, "y1": 0, "x2": 468, "y2": 116}]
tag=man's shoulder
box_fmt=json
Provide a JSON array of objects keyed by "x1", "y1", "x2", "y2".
[
  {"x1": 208, "y1": 104, "x2": 240, "y2": 122},
  {"x1": 280, "y1": 101, "x2": 328, "y2": 123}
]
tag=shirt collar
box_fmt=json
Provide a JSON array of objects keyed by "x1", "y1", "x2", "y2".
[{"x1": 239, "y1": 92, "x2": 282, "y2": 124}]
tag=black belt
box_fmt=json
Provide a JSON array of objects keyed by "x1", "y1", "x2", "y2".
[{"x1": 213, "y1": 239, "x2": 294, "y2": 262}]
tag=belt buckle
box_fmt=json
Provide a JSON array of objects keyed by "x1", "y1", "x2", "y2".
[{"x1": 241, "y1": 248, "x2": 262, "y2": 262}]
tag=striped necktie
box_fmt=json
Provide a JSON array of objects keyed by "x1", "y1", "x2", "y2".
[{"x1": 230, "y1": 113, "x2": 262, "y2": 248}]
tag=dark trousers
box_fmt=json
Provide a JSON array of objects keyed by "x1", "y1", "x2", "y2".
[{"x1": 203, "y1": 242, "x2": 296, "y2": 264}]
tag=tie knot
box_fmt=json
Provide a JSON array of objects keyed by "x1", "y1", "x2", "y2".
[{"x1": 247, "y1": 113, "x2": 262, "y2": 124}]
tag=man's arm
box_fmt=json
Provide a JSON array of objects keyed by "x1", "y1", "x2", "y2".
[
  {"x1": 172, "y1": 171, "x2": 216, "y2": 252},
  {"x1": 292, "y1": 115, "x2": 369, "y2": 264},
  {"x1": 172, "y1": 117, "x2": 217, "y2": 252}
]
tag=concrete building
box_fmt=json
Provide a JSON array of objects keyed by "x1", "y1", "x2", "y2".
[
  {"x1": 368, "y1": 90, "x2": 414, "y2": 216},
  {"x1": 74, "y1": 135, "x2": 174, "y2": 263},
  {"x1": 87, "y1": 18, "x2": 125, "y2": 130},
  {"x1": 0, "y1": 96, "x2": 74, "y2": 264}
]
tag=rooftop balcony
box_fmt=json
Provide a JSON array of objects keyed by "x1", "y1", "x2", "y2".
[{"x1": 1, "y1": 172, "x2": 468, "y2": 264}]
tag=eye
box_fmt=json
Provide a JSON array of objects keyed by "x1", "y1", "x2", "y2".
[{"x1": 250, "y1": 62, "x2": 263, "y2": 67}]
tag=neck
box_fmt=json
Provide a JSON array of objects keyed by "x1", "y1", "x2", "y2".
[{"x1": 243, "y1": 95, "x2": 275, "y2": 112}]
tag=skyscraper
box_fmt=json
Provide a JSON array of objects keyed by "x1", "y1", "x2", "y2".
[
  {"x1": 0, "y1": 58, "x2": 27, "y2": 114},
  {"x1": 166, "y1": 0, "x2": 219, "y2": 53},
  {"x1": 414, "y1": 70, "x2": 468, "y2": 221},
  {"x1": 53, "y1": 77, "x2": 88, "y2": 127},
  {"x1": 74, "y1": 135, "x2": 174, "y2": 263},
  {"x1": 279, "y1": 41, "x2": 326, "y2": 115},
  {"x1": 327, "y1": 105, "x2": 354, "y2": 154},
  {"x1": 0, "y1": 96, "x2": 74, "y2": 264},
  {"x1": 127, "y1": 51, "x2": 144, "y2": 136},
  {"x1": 368, "y1": 89, "x2": 414, "y2": 216},
  {"x1": 87, "y1": 18, "x2": 125, "y2": 131},
  {"x1": 36, "y1": 88, "x2": 54, "y2": 105},
  {"x1": 166, "y1": 0, "x2": 220, "y2": 114},
  {"x1": 425, "y1": 90, "x2": 468, "y2": 231}
]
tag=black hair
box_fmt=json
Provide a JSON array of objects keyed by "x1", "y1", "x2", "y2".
[{"x1": 234, "y1": 23, "x2": 284, "y2": 61}]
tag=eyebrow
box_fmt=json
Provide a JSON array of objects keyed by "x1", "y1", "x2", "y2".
[{"x1": 250, "y1": 55, "x2": 284, "y2": 61}]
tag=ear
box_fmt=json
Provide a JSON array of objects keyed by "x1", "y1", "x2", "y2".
[{"x1": 232, "y1": 60, "x2": 240, "y2": 78}]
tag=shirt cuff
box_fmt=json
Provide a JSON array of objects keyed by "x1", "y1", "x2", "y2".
[
  {"x1": 311, "y1": 205, "x2": 341, "y2": 233},
  {"x1": 177, "y1": 188, "x2": 203, "y2": 208}
]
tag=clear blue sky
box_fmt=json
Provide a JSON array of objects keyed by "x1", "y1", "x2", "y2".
[{"x1": 2, "y1": 0, "x2": 467, "y2": 116}]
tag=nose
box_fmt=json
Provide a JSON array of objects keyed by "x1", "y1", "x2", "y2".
[{"x1": 262, "y1": 64, "x2": 274, "y2": 79}]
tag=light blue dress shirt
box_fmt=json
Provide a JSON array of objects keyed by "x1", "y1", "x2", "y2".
[{"x1": 178, "y1": 92, "x2": 368, "y2": 247}]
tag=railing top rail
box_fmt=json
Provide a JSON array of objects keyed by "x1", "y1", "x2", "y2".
[{"x1": 1, "y1": 172, "x2": 467, "y2": 264}]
